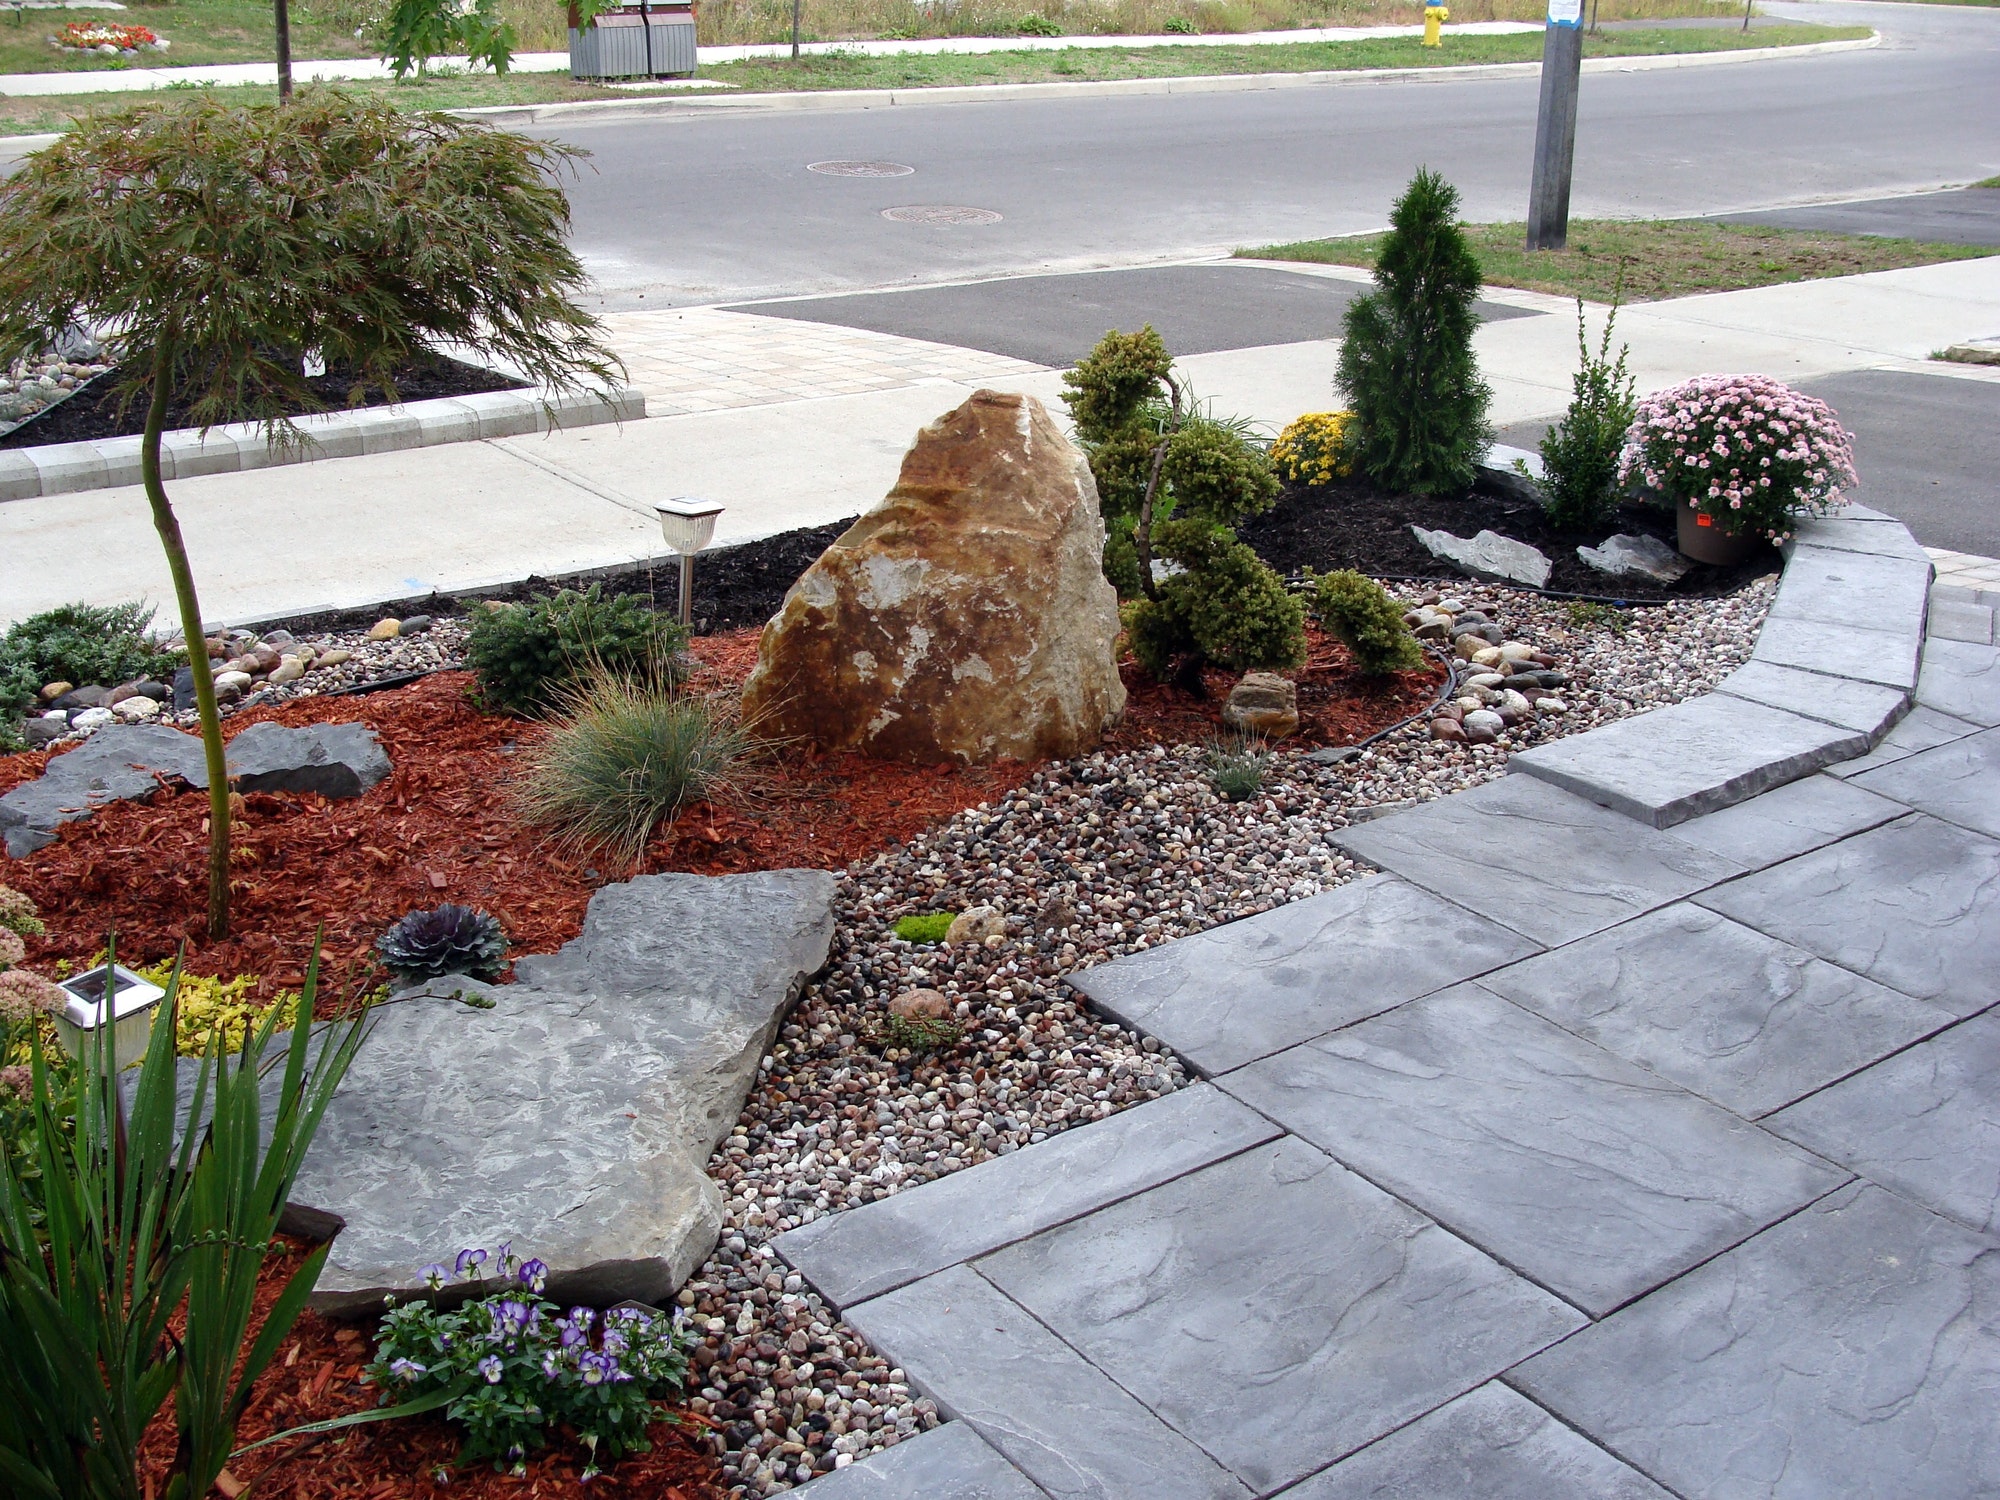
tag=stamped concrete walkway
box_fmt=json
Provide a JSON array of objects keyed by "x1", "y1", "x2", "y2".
[{"x1": 772, "y1": 517, "x2": 2000, "y2": 1498}]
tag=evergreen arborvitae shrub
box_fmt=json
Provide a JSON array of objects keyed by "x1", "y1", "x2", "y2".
[
  {"x1": 1312, "y1": 570, "x2": 1425, "y2": 675},
  {"x1": 1539, "y1": 296, "x2": 1638, "y2": 531},
  {"x1": 1337, "y1": 168, "x2": 1493, "y2": 496},
  {"x1": 1061, "y1": 330, "x2": 1302, "y2": 681}
]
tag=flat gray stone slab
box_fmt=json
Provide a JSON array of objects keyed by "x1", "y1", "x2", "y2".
[
  {"x1": 1765, "y1": 545, "x2": 1932, "y2": 631},
  {"x1": 1750, "y1": 616, "x2": 1922, "y2": 691},
  {"x1": 1666, "y1": 772, "x2": 1909, "y2": 868},
  {"x1": 1852, "y1": 726, "x2": 2000, "y2": 839},
  {"x1": 845, "y1": 1264, "x2": 1252, "y2": 1500},
  {"x1": 1333, "y1": 775, "x2": 1743, "y2": 947},
  {"x1": 1285, "y1": 1382, "x2": 1671, "y2": 1500},
  {"x1": 1786, "y1": 512, "x2": 1934, "y2": 560},
  {"x1": 1, "y1": 723, "x2": 208, "y2": 857},
  {"x1": 223, "y1": 721, "x2": 392, "y2": 798},
  {"x1": 1699, "y1": 813, "x2": 2000, "y2": 1017},
  {"x1": 1714, "y1": 659, "x2": 1910, "y2": 738},
  {"x1": 1508, "y1": 693, "x2": 1868, "y2": 828},
  {"x1": 1930, "y1": 598, "x2": 1998, "y2": 645},
  {"x1": 801, "y1": 1422, "x2": 1044, "y2": 1500},
  {"x1": 1512, "y1": 1183, "x2": 2000, "y2": 1500},
  {"x1": 1477, "y1": 905, "x2": 1955, "y2": 1118},
  {"x1": 1824, "y1": 703, "x2": 1983, "y2": 779},
  {"x1": 977, "y1": 1138, "x2": 1582, "y2": 1494},
  {"x1": 772, "y1": 1083, "x2": 1277, "y2": 1308},
  {"x1": 1223, "y1": 987, "x2": 1844, "y2": 1315},
  {"x1": 291, "y1": 869, "x2": 837, "y2": 1314},
  {"x1": 1069, "y1": 874, "x2": 1538, "y2": 1074},
  {"x1": 1916, "y1": 636, "x2": 2000, "y2": 726},
  {"x1": 1768, "y1": 1012, "x2": 2000, "y2": 1237}
]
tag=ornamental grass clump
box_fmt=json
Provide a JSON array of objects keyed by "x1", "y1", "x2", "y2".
[
  {"x1": 1206, "y1": 735, "x2": 1269, "y2": 802},
  {"x1": 510, "y1": 676, "x2": 751, "y2": 869},
  {"x1": 1620, "y1": 374, "x2": 1857, "y2": 541},
  {"x1": 369, "y1": 1244, "x2": 692, "y2": 1478}
]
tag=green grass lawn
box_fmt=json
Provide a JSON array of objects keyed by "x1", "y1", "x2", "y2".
[
  {"x1": 0, "y1": 20, "x2": 1872, "y2": 135},
  {"x1": 0, "y1": 0, "x2": 376, "y2": 73},
  {"x1": 1239, "y1": 218, "x2": 1994, "y2": 302}
]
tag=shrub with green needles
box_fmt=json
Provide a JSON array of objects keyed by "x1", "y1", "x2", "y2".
[{"x1": 511, "y1": 676, "x2": 751, "y2": 869}]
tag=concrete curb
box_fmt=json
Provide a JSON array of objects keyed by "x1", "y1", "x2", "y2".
[
  {"x1": 1508, "y1": 505, "x2": 1932, "y2": 827},
  {"x1": 0, "y1": 385, "x2": 645, "y2": 504},
  {"x1": 455, "y1": 34, "x2": 1881, "y2": 126}
]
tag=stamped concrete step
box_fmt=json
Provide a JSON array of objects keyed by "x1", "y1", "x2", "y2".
[
  {"x1": 1714, "y1": 658, "x2": 1910, "y2": 738},
  {"x1": 1221, "y1": 986, "x2": 1844, "y2": 1316},
  {"x1": 1767, "y1": 1011, "x2": 2000, "y2": 1238},
  {"x1": 1286, "y1": 1382, "x2": 1670, "y2": 1500},
  {"x1": 1332, "y1": 775, "x2": 1743, "y2": 947},
  {"x1": 1068, "y1": 874, "x2": 1538, "y2": 1075},
  {"x1": 1666, "y1": 772, "x2": 1908, "y2": 869},
  {"x1": 1823, "y1": 704, "x2": 1984, "y2": 779},
  {"x1": 771, "y1": 1082, "x2": 1277, "y2": 1309},
  {"x1": 844, "y1": 1264, "x2": 1253, "y2": 1500},
  {"x1": 1508, "y1": 692, "x2": 1872, "y2": 827},
  {"x1": 1749, "y1": 616, "x2": 1923, "y2": 691},
  {"x1": 1850, "y1": 725, "x2": 2000, "y2": 840},
  {"x1": 1764, "y1": 544, "x2": 1932, "y2": 632},
  {"x1": 1511, "y1": 1183, "x2": 2000, "y2": 1500},
  {"x1": 1786, "y1": 509, "x2": 1933, "y2": 561},
  {"x1": 971, "y1": 1138, "x2": 1582, "y2": 1495},
  {"x1": 800, "y1": 1421, "x2": 1044, "y2": 1500}
]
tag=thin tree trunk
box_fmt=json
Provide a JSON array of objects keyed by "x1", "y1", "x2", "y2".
[
  {"x1": 140, "y1": 341, "x2": 233, "y2": 940},
  {"x1": 276, "y1": 0, "x2": 293, "y2": 99}
]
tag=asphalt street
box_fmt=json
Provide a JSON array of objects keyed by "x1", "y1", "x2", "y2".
[
  {"x1": 731, "y1": 263, "x2": 1539, "y2": 366},
  {"x1": 539, "y1": 0, "x2": 2000, "y2": 309},
  {"x1": 1719, "y1": 186, "x2": 2000, "y2": 246}
]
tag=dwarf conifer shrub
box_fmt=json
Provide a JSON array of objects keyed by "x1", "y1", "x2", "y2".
[
  {"x1": 1311, "y1": 570, "x2": 1425, "y2": 676},
  {"x1": 1062, "y1": 330, "x2": 1302, "y2": 681},
  {"x1": 467, "y1": 585, "x2": 686, "y2": 717},
  {"x1": 1539, "y1": 292, "x2": 1639, "y2": 531},
  {"x1": 0, "y1": 602, "x2": 173, "y2": 716},
  {"x1": 1337, "y1": 169, "x2": 1493, "y2": 496}
]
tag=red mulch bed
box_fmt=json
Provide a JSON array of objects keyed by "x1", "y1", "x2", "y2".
[
  {"x1": 5, "y1": 627, "x2": 1440, "y2": 998},
  {"x1": 134, "y1": 1237, "x2": 723, "y2": 1500}
]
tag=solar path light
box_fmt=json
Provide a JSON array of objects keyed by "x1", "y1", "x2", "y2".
[
  {"x1": 54, "y1": 962, "x2": 168, "y2": 1072},
  {"x1": 656, "y1": 497, "x2": 725, "y2": 628}
]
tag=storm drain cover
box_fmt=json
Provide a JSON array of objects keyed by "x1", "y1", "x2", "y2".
[
  {"x1": 808, "y1": 160, "x2": 916, "y2": 176},
  {"x1": 881, "y1": 205, "x2": 1004, "y2": 226}
]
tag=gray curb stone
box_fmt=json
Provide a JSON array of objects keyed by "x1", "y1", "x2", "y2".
[{"x1": 0, "y1": 385, "x2": 645, "y2": 503}]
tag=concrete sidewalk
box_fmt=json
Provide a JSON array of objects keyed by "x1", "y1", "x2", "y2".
[{"x1": 1, "y1": 253, "x2": 1995, "y2": 629}]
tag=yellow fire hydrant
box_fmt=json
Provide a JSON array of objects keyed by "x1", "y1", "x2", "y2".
[{"x1": 1422, "y1": 0, "x2": 1447, "y2": 46}]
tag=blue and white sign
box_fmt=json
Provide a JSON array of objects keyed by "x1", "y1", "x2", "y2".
[{"x1": 1547, "y1": 0, "x2": 1582, "y2": 24}]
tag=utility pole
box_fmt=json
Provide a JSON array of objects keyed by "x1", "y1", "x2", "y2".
[
  {"x1": 791, "y1": 0, "x2": 801, "y2": 59},
  {"x1": 1525, "y1": 0, "x2": 1583, "y2": 251},
  {"x1": 275, "y1": 0, "x2": 292, "y2": 99}
]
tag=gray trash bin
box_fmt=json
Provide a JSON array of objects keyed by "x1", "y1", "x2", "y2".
[{"x1": 569, "y1": 2, "x2": 696, "y2": 79}]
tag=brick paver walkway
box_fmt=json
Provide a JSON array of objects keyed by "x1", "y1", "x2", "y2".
[{"x1": 777, "y1": 572, "x2": 2000, "y2": 1499}]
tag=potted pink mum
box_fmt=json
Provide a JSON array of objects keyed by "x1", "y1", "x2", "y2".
[{"x1": 1620, "y1": 374, "x2": 1858, "y2": 565}]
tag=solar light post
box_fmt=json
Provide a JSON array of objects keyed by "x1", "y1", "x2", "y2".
[
  {"x1": 656, "y1": 498, "x2": 725, "y2": 629},
  {"x1": 54, "y1": 962, "x2": 168, "y2": 1073}
]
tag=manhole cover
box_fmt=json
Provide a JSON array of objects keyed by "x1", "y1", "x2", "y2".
[
  {"x1": 881, "y1": 205, "x2": 1004, "y2": 226},
  {"x1": 808, "y1": 160, "x2": 915, "y2": 177}
]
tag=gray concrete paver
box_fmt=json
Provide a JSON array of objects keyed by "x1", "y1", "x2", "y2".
[
  {"x1": 1665, "y1": 771, "x2": 1908, "y2": 868},
  {"x1": 1763, "y1": 545, "x2": 1932, "y2": 630},
  {"x1": 1698, "y1": 813, "x2": 2000, "y2": 1016},
  {"x1": 976, "y1": 1138, "x2": 1583, "y2": 1495},
  {"x1": 1767, "y1": 1012, "x2": 2000, "y2": 1237},
  {"x1": 1068, "y1": 874, "x2": 1539, "y2": 1075},
  {"x1": 1748, "y1": 616, "x2": 1923, "y2": 691},
  {"x1": 772, "y1": 1083, "x2": 1278, "y2": 1308},
  {"x1": 1332, "y1": 775, "x2": 1743, "y2": 946},
  {"x1": 1280, "y1": 1382, "x2": 1671, "y2": 1500},
  {"x1": 1916, "y1": 636, "x2": 2000, "y2": 726},
  {"x1": 1475, "y1": 904, "x2": 1955, "y2": 1118},
  {"x1": 844, "y1": 1264, "x2": 1251, "y2": 1500},
  {"x1": 1220, "y1": 986, "x2": 1845, "y2": 1315},
  {"x1": 798, "y1": 1421, "x2": 1047, "y2": 1499},
  {"x1": 1712, "y1": 658, "x2": 1911, "y2": 737},
  {"x1": 1822, "y1": 703, "x2": 1984, "y2": 778},
  {"x1": 1852, "y1": 726, "x2": 2000, "y2": 839},
  {"x1": 1511, "y1": 1183, "x2": 2000, "y2": 1500}
]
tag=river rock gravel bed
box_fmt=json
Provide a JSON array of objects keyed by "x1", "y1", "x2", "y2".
[{"x1": 679, "y1": 574, "x2": 1779, "y2": 1495}]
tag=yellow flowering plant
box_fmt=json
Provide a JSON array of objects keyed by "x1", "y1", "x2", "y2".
[{"x1": 1270, "y1": 412, "x2": 1355, "y2": 487}]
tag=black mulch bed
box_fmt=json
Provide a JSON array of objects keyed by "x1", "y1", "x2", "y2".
[
  {"x1": 1239, "y1": 480, "x2": 1781, "y2": 602},
  {"x1": 0, "y1": 354, "x2": 528, "y2": 450}
]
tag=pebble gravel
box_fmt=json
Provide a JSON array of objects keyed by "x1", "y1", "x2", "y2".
[{"x1": 680, "y1": 574, "x2": 1780, "y2": 1495}]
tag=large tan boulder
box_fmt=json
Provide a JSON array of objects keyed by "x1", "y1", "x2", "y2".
[{"x1": 740, "y1": 390, "x2": 1126, "y2": 763}]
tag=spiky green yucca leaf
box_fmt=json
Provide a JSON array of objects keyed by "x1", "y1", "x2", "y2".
[{"x1": 512, "y1": 676, "x2": 753, "y2": 869}]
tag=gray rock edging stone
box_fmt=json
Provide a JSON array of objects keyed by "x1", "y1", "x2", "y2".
[
  {"x1": 1509, "y1": 508, "x2": 1932, "y2": 825},
  {"x1": 1, "y1": 721, "x2": 392, "y2": 856},
  {"x1": 0, "y1": 385, "x2": 645, "y2": 504}
]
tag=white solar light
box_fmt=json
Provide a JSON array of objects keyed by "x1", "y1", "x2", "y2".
[
  {"x1": 54, "y1": 963, "x2": 168, "y2": 1072},
  {"x1": 656, "y1": 498, "x2": 724, "y2": 627}
]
